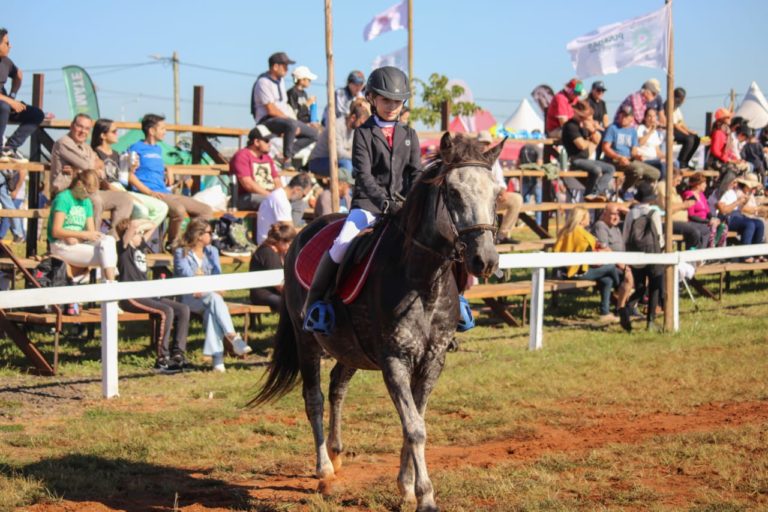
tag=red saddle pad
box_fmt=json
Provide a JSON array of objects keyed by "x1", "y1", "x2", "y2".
[{"x1": 295, "y1": 218, "x2": 386, "y2": 305}]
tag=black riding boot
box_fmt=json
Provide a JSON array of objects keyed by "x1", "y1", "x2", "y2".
[{"x1": 302, "y1": 252, "x2": 339, "y2": 334}]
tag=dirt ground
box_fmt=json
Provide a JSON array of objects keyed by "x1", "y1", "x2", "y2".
[{"x1": 11, "y1": 376, "x2": 767, "y2": 511}]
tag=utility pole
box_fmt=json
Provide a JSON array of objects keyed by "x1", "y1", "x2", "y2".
[{"x1": 173, "y1": 51, "x2": 180, "y2": 146}]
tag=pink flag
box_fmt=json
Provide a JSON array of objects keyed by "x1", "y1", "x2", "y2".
[{"x1": 363, "y1": 1, "x2": 408, "y2": 42}]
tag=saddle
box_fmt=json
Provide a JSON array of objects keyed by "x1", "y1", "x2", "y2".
[{"x1": 295, "y1": 217, "x2": 389, "y2": 304}]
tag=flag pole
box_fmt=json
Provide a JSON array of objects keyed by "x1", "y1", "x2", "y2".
[
  {"x1": 324, "y1": 0, "x2": 340, "y2": 212},
  {"x1": 407, "y1": 0, "x2": 414, "y2": 114},
  {"x1": 663, "y1": 0, "x2": 675, "y2": 332}
]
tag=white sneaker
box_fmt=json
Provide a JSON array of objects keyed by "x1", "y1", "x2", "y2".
[
  {"x1": 231, "y1": 336, "x2": 253, "y2": 356},
  {"x1": 213, "y1": 363, "x2": 226, "y2": 373}
]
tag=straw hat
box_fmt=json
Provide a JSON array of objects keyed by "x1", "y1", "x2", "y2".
[{"x1": 736, "y1": 173, "x2": 763, "y2": 189}]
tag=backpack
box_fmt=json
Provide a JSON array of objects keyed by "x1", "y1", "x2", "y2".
[
  {"x1": 212, "y1": 214, "x2": 256, "y2": 253},
  {"x1": 627, "y1": 210, "x2": 661, "y2": 254}
]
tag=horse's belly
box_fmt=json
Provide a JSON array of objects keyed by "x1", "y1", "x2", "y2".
[{"x1": 316, "y1": 331, "x2": 380, "y2": 370}]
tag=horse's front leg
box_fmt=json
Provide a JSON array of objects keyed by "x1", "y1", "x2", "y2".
[
  {"x1": 327, "y1": 362, "x2": 357, "y2": 472},
  {"x1": 298, "y1": 333, "x2": 335, "y2": 481},
  {"x1": 382, "y1": 357, "x2": 438, "y2": 512}
]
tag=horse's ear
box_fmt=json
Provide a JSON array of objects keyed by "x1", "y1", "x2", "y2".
[
  {"x1": 439, "y1": 131, "x2": 454, "y2": 160},
  {"x1": 484, "y1": 137, "x2": 506, "y2": 165}
]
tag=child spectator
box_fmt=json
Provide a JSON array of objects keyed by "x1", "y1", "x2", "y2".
[
  {"x1": 308, "y1": 99, "x2": 370, "y2": 177},
  {"x1": 115, "y1": 218, "x2": 190, "y2": 372},
  {"x1": 47, "y1": 169, "x2": 117, "y2": 283},
  {"x1": 255, "y1": 173, "x2": 313, "y2": 244},
  {"x1": 249, "y1": 222, "x2": 296, "y2": 311},
  {"x1": 174, "y1": 218, "x2": 251, "y2": 373},
  {"x1": 287, "y1": 65, "x2": 318, "y2": 124},
  {"x1": 229, "y1": 125, "x2": 281, "y2": 211}
]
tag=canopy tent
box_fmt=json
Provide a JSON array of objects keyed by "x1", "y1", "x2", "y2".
[
  {"x1": 503, "y1": 98, "x2": 544, "y2": 133},
  {"x1": 448, "y1": 109, "x2": 497, "y2": 133},
  {"x1": 735, "y1": 81, "x2": 768, "y2": 129}
]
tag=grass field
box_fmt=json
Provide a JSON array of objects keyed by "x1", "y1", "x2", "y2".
[{"x1": 0, "y1": 270, "x2": 767, "y2": 511}]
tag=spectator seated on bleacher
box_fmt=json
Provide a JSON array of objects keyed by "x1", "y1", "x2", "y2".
[
  {"x1": 657, "y1": 168, "x2": 710, "y2": 249},
  {"x1": 602, "y1": 104, "x2": 661, "y2": 200},
  {"x1": 128, "y1": 114, "x2": 212, "y2": 249},
  {"x1": 561, "y1": 100, "x2": 615, "y2": 202},
  {"x1": 682, "y1": 172, "x2": 724, "y2": 248},
  {"x1": 740, "y1": 127, "x2": 767, "y2": 185},
  {"x1": 51, "y1": 114, "x2": 134, "y2": 237},
  {"x1": 47, "y1": 169, "x2": 117, "y2": 283},
  {"x1": 115, "y1": 218, "x2": 190, "y2": 373},
  {"x1": 322, "y1": 70, "x2": 366, "y2": 126},
  {"x1": 668, "y1": 87, "x2": 700, "y2": 170},
  {"x1": 314, "y1": 168, "x2": 353, "y2": 218},
  {"x1": 545, "y1": 78, "x2": 581, "y2": 139},
  {"x1": 173, "y1": 218, "x2": 252, "y2": 373},
  {"x1": 91, "y1": 118, "x2": 168, "y2": 233},
  {"x1": 553, "y1": 206, "x2": 621, "y2": 323},
  {"x1": 708, "y1": 109, "x2": 750, "y2": 196},
  {"x1": 592, "y1": 204, "x2": 634, "y2": 310},
  {"x1": 636, "y1": 108, "x2": 665, "y2": 177},
  {"x1": 251, "y1": 52, "x2": 319, "y2": 170},
  {"x1": 229, "y1": 125, "x2": 282, "y2": 211},
  {"x1": 615, "y1": 79, "x2": 664, "y2": 127},
  {"x1": 255, "y1": 173, "x2": 313, "y2": 244},
  {"x1": 477, "y1": 130, "x2": 524, "y2": 243},
  {"x1": 249, "y1": 221, "x2": 297, "y2": 311},
  {"x1": 286, "y1": 65, "x2": 318, "y2": 125},
  {"x1": 308, "y1": 99, "x2": 370, "y2": 177},
  {"x1": 717, "y1": 175, "x2": 765, "y2": 262}
]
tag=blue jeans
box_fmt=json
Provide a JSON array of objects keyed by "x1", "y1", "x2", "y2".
[
  {"x1": 0, "y1": 173, "x2": 24, "y2": 238},
  {"x1": 308, "y1": 157, "x2": 353, "y2": 177},
  {"x1": 0, "y1": 102, "x2": 45, "y2": 150},
  {"x1": 727, "y1": 212, "x2": 765, "y2": 245},
  {"x1": 570, "y1": 159, "x2": 615, "y2": 196},
  {"x1": 521, "y1": 177, "x2": 542, "y2": 224},
  {"x1": 578, "y1": 265, "x2": 620, "y2": 315},
  {"x1": 260, "y1": 117, "x2": 318, "y2": 159},
  {"x1": 180, "y1": 292, "x2": 235, "y2": 358}
]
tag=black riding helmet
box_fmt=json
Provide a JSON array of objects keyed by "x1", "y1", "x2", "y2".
[{"x1": 366, "y1": 66, "x2": 410, "y2": 102}]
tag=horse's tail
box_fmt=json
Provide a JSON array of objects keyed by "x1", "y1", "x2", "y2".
[{"x1": 249, "y1": 296, "x2": 301, "y2": 406}]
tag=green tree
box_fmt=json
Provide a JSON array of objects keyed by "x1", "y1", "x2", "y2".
[{"x1": 410, "y1": 73, "x2": 481, "y2": 129}]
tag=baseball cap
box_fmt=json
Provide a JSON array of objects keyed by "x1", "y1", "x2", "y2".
[
  {"x1": 643, "y1": 79, "x2": 661, "y2": 95},
  {"x1": 591, "y1": 80, "x2": 607, "y2": 92},
  {"x1": 347, "y1": 70, "x2": 365, "y2": 84},
  {"x1": 619, "y1": 104, "x2": 634, "y2": 117},
  {"x1": 634, "y1": 181, "x2": 658, "y2": 203},
  {"x1": 292, "y1": 65, "x2": 318, "y2": 81},
  {"x1": 714, "y1": 108, "x2": 733, "y2": 121},
  {"x1": 248, "y1": 124, "x2": 276, "y2": 143},
  {"x1": 477, "y1": 130, "x2": 493, "y2": 144},
  {"x1": 268, "y1": 52, "x2": 295, "y2": 66}
]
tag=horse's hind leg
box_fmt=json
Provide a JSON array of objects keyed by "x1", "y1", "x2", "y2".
[
  {"x1": 327, "y1": 362, "x2": 357, "y2": 472},
  {"x1": 297, "y1": 332, "x2": 335, "y2": 480},
  {"x1": 382, "y1": 358, "x2": 438, "y2": 512}
]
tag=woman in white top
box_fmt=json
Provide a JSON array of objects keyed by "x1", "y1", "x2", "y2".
[
  {"x1": 636, "y1": 108, "x2": 664, "y2": 177},
  {"x1": 717, "y1": 175, "x2": 765, "y2": 261}
]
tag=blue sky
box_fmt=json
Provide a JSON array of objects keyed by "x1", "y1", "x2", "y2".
[{"x1": 7, "y1": 0, "x2": 768, "y2": 138}]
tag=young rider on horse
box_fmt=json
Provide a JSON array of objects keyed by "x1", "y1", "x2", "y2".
[{"x1": 303, "y1": 66, "x2": 422, "y2": 334}]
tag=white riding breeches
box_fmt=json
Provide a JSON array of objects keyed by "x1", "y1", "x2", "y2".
[{"x1": 328, "y1": 208, "x2": 377, "y2": 264}]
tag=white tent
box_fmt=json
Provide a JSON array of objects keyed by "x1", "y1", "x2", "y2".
[
  {"x1": 735, "y1": 81, "x2": 768, "y2": 129},
  {"x1": 503, "y1": 98, "x2": 544, "y2": 133}
]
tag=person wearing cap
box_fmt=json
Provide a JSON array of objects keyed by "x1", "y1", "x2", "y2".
[
  {"x1": 251, "y1": 51, "x2": 318, "y2": 168},
  {"x1": 561, "y1": 100, "x2": 615, "y2": 201},
  {"x1": 314, "y1": 168, "x2": 354, "y2": 218},
  {"x1": 587, "y1": 81, "x2": 609, "y2": 160},
  {"x1": 717, "y1": 175, "x2": 765, "y2": 259},
  {"x1": 308, "y1": 98, "x2": 370, "y2": 177},
  {"x1": 287, "y1": 65, "x2": 318, "y2": 124},
  {"x1": 229, "y1": 124, "x2": 282, "y2": 211},
  {"x1": 477, "y1": 130, "x2": 524, "y2": 243},
  {"x1": 614, "y1": 79, "x2": 663, "y2": 128},
  {"x1": 603, "y1": 104, "x2": 661, "y2": 198},
  {"x1": 668, "y1": 87, "x2": 700, "y2": 169},
  {"x1": 545, "y1": 78, "x2": 583, "y2": 138},
  {"x1": 322, "y1": 70, "x2": 366, "y2": 126},
  {"x1": 621, "y1": 181, "x2": 665, "y2": 332}
]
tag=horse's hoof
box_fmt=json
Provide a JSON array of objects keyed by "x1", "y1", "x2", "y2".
[
  {"x1": 317, "y1": 464, "x2": 335, "y2": 481},
  {"x1": 330, "y1": 453, "x2": 343, "y2": 472},
  {"x1": 416, "y1": 505, "x2": 438, "y2": 512},
  {"x1": 317, "y1": 477, "x2": 335, "y2": 496},
  {"x1": 399, "y1": 493, "x2": 417, "y2": 511}
]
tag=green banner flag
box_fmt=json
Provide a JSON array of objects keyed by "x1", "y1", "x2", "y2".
[{"x1": 62, "y1": 65, "x2": 100, "y2": 119}]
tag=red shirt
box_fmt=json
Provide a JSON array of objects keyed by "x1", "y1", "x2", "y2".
[
  {"x1": 545, "y1": 91, "x2": 575, "y2": 133},
  {"x1": 229, "y1": 148, "x2": 279, "y2": 190},
  {"x1": 710, "y1": 129, "x2": 736, "y2": 163},
  {"x1": 380, "y1": 126, "x2": 395, "y2": 147}
]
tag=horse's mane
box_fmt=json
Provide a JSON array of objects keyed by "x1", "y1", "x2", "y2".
[{"x1": 399, "y1": 133, "x2": 491, "y2": 250}]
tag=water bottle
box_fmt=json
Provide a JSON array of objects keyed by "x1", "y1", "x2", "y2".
[
  {"x1": 309, "y1": 102, "x2": 319, "y2": 123},
  {"x1": 559, "y1": 148, "x2": 569, "y2": 171},
  {"x1": 118, "y1": 152, "x2": 131, "y2": 186}
]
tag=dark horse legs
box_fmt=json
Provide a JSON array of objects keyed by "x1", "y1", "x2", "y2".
[{"x1": 327, "y1": 362, "x2": 357, "y2": 471}]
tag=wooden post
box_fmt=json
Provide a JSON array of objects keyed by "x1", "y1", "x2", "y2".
[
  {"x1": 440, "y1": 100, "x2": 450, "y2": 131},
  {"x1": 27, "y1": 74, "x2": 45, "y2": 258},
  {"x1": 407, "y1": 0, "x2": 414, "y2": 110},
  {"x1": 325, "y1": 0, "x2": 339, "y2": 212},
  {"x1": 173, "y1": 51, "x2": 181, "y2": 146},
  {"x1": 663, "y1": 0, "x2": 675, "y2": 332}
]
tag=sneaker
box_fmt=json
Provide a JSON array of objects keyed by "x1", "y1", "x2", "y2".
[
  {"x1": 599, "y1": 313, "x2": 620, "y2": 323},
  {"x1": 230, "y1": 335, "x2": 252, "y2": 356},
  {"x1": 171, "y1": 352, "x2": 193, "y2": 370},
  {"x1": 0, "y1": 148, "x2": 28, "y2": 163},
  {"x1": 584, "y1": 194, "x2": 608, "y2": 203},
  {"x1": 12, "y1": 235, "x2": 25, "y2": 244},
  {"x1": 154, "y1": 356, "x2": 182, "y2": 374},
  {"x1": 212, "y1": 363, "x2": 226, "y2": 373}
]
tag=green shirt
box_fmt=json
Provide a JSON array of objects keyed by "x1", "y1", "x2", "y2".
[{"x1": 47, "y1": 189, "x2": 93, "y2": 243}]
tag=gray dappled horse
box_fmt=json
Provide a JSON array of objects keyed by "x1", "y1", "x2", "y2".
[{"x1": 252, "y1": 133, "x2": 504, "y2": 511}]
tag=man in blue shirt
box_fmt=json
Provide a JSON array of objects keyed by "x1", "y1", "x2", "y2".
[
  {"x1": 128, "y1": 114, "x2": 212, "y2": 247},
  {"x1": 602, "y1": 104, "x2": 660, "y2": 199}
]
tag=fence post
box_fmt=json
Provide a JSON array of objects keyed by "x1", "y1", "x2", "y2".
[
  {"x1": 100, "y1": 300, "x2": 120, "y2": 398},
  {"x1": 672, "y1": 264, "x2": 680, "y2": 332},
  {"x1": 529, "y1": 266, "x2": 545, "y2": 350}
]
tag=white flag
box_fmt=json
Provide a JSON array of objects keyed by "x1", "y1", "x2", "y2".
[
  {"x1": 372, "y1": 46, "x2": 408, "y2": 72},
  {"x1": 566, "y1": 4, "x2": 671, "y2": 78},
  {"x1": 363, "y1": 1, "x2": 408, "y2": 42}
]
